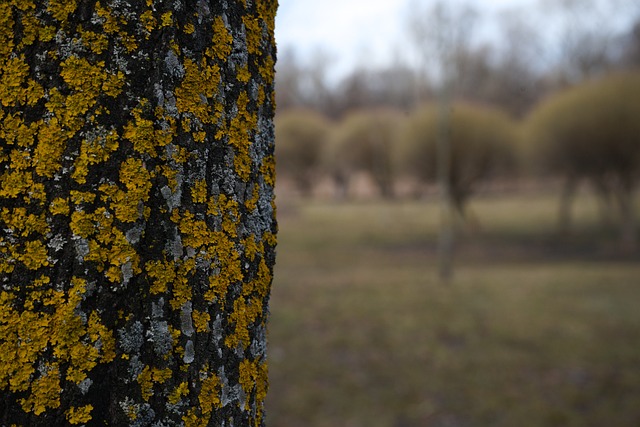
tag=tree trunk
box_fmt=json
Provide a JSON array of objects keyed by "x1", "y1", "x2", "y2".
[
  {"x1": 559, "y1": 175, "x2": 578, "y2": 234},
  {"x1": 437, "y1": 78, "x2": 454, "y2": 283},
  {"x1": 0, "y1": 1, "x2": 277, "y2": 426},
  {"x1": 615, "y1": 182, "x2": 637, "y2": 252}
]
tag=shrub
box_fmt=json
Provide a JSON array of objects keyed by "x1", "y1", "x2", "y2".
[
  {"x1": 399, "y1": 102, "x2": 517, "y2": 214},
  {"x1": 525, "y1": 72, "x2": 640, "y2": 246},
  {"x1": 275, "y1": 109, "x2": 330, "y2": 196},
  {"x1": 526, "y1": 72, "x2": 640, "y2": 182},
  {"x1": 324, "y1": 109, "x2": 405, "y2": 198}
]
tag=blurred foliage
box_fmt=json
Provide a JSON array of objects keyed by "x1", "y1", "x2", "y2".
[
  {"x1": 275, "y1": 109, "x2": 330, "y2": 195},
  {"x1": 274, "y1": 71, "x2": 640, "y2": 244},
  {"x1": 526, "y1": 72, "x2": 640, "y2": 181},
  {"x1": 325, "y1": 109, "x2": 405, "y2": 198},
  {"x1": 399, "y1": 103, "x2": 517, "y2": 214},
  {"x1": 525, "y1": 72, "x2": 640, "y2": 245}
]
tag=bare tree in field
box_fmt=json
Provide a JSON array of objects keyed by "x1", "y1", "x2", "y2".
[
  {"x1": 0, "y1": 1, "x2": 277, "y2": 425},
  {"x1": 407, "y1": 0, "x2": 478, "y2": 281},
  {"x1": 527, "y1": 73, "x2": 640, "y2": 249}
]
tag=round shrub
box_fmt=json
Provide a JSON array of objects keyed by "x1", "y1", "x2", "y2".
[{"x1": 275, "y1": 109, "x2": 330, "y2": 196}]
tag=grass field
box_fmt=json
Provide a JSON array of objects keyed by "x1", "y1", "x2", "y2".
[{"x1": 265, "y1": 190, "x2": 640, "y2": 427}]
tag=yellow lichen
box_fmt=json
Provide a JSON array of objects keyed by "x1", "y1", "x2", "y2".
[
  {"x1": 244, "y1": 185, "x2": 260, "y2": 212},
  {"x1": 19, "y1": 363, "x2": 61, "y2": 415},
  {"x1": 260, "y1": 155, "x2": 276, "y2": 187},
  {"x1": 175, "y1": 58, "x2": 221, "y2": 125},
  {"x1": 161, "y1": 11, "x2": 173, "y2": 27},
  {"x1": 99, "y1": 158, "x2": 152, "y2": 223},
  {"x1": 257, "y1": 50, "x2": 276, "y2": 87},
  {"x1": 199, "y1": 373, "x2": 221, "y2": 415},
  {"x1": 0, "y1": 207, "x2": 49, "y2": 237},
  {"x1": 146, "y1": 259, "x2": 177, "y2": 295},
  {"x1": 152, "y1": 367, "x2": 172, "y2": 383},
  {"x1": 47, "y1": 0, "x2": 77, "y2": 22},
  {"x1": 242, "y1": 235, "x2": 259, "y2": 262},
  {"x1": 65, "y1": 405, "x2": 93, "y2": 425},
  {"x1": 69, "y1": 210, "x2": 96, "y2": 238},
  {"x1": 242, "y1": 16, "x2": 262, "y2": 55},
  {"x1": 72, "y1": 129, "x2": 119, "y2": 184},
  {"x1": 169, "y1": 381, "x2": 189, "y2": 405},
  {"x1": 60, "y1": 57, "x2": 123, "y2": 117},
  {"x1": 17, "y1": 13, "x2": 39, "y2": 48},
  {"x1": 238, "y1": 359, "x2": 268, "y2": 410},
  {"x1": 70, "y1": 190, "x2": 96, "y2": 205},
  {"x1": 76, "y1": 26, "x2": 109, "y2": 54},
  {"x1": 236, "y1": 65, "x2": 251, "y2": 83},
  {"x1": 70, "y1": 208, "x2": 142, "y2": 283},
  {"x1": 137, "y1": 366, "x2": 153, "y2": 401},
  {"x1": 168, "y1": 258, "x2": 195, "y2": 310},
  {"x1": 34, "y1": 118, "x2": 66, "y2": 178},
  {"x1": 221, "y1": 91, "x2": 256, "y2": 181},
  {"x1": 140, "y1": 10, "x2": 156, "y2": 33},
  {"x1": 192, "y1": 310, "x2": 210, "y2": 333},
  {"x1": 224, "y1": 296, "x2": 262, "y2": 349},
  {"x1": 191, "y1": 179, "x2": 208, "y2": 204},
  {"x1": 20, "y1": 240, "x2": 50, "y2": 270},
  {"x1": 208, "y1": 17, "x2": 233, "y2": 61},
  {"x1": 0, "y1": 56, "x2": 44, "y2": 108},
  {"x1": 184, "y1": 22, "x2": 195, "y2": 35},
  {"x1": 94, "y1": 2, "x2": 138, "y2": 52},
  {"x1": 124, "y1": 102, "x2": 174, "y2": 157}
]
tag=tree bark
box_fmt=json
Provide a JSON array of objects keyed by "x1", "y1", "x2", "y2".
[{"x1": 0, "y1": 1, "x2": 277, "y2": 425}]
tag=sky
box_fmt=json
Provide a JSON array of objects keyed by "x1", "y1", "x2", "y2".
[
  {"x1": 275, "y1": 0, "x2": 538, "y2": 79},
  {"x1": 274, "y1": 0, "x2": 637, "y2": 82}
]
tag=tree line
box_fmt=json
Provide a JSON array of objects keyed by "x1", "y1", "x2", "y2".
[
  {"x1": 275, "y1": 0, "x2": 640, "y2": 250},
  {"x1": 275, "y1": 71, "x2": 640, "y2": 247}
]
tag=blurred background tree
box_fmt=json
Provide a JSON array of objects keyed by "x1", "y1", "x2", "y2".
[
  {"x1": 526, "y1": 73, "x2": 640, "y2": 248},
  {"x1": 273, "y1": 0, "x2": 640, "y2": 223},
  {"x1": 400, "y1": 103, "x2": 517, "y2": 218},
  {"x1": 325, "y1": 109, "x2": 404, "y2": 199},
  {"x1": 275, "y1": 109, "x2": 330, "y2": 197}
]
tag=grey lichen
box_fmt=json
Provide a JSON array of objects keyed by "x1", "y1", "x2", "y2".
[
  {"x1": 180, "y1": 301, "x2": 194, "y2": 337},
  {"x1": 78, "y1": 377, "x2": 93, "y2": 395},
  {"x1": 118, "y1": 321, "x2": 144, "y2": 353},
  {"x1": 183, "y1": 340, "x2": 195, "y2": 364},
  {"x1": 218, "y1": 367, "x2": 245, "y2": 408},
  {"x1": 73, "y1": 236, "x2": 90, "y2": 260},
  {"x1": 164, "y1": 50, "x2": 185, "y2": 79},
  {"x1": 127, "y1": 355, "x2": 145, "y2": 381},
  {"x1": 47, "y1": 234, "x2": 66, "y2": 252},
  {"x1": 151, "y1": 297, "x2": 165, "y2": 319},
  {"x1": 149, "y1": 320, "x2": 173, "y2": 356}
]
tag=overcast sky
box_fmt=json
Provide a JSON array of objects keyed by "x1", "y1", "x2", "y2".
[
  {"x1": 275, "y1": 0, "x2": 537, "y2": 79},
  {"x1": 275, "y1": 0, "x2": 637, "y2": 81}
]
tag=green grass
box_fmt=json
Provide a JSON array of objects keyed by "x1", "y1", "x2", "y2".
[{"x1": 266, "y1": 192, "x2": 640, "y2": 427}]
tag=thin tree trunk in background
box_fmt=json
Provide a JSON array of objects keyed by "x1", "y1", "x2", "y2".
[
  {"x1": 0, "y1": 1, "x2": 277, "y2": 425},
  {"x1": 616, "y1": 183, "x2": 637, "y2": 251},
  {"x1": 559, "y1": 175, "x2": 578, "y2": 234},
  {"x1": 437, "y1": 81, "x2": 454, "y2": 282}
]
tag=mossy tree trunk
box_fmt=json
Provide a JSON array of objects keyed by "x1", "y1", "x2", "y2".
[{"x1": 0, "y1": 1, "x2": 277, "y2": 425}]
